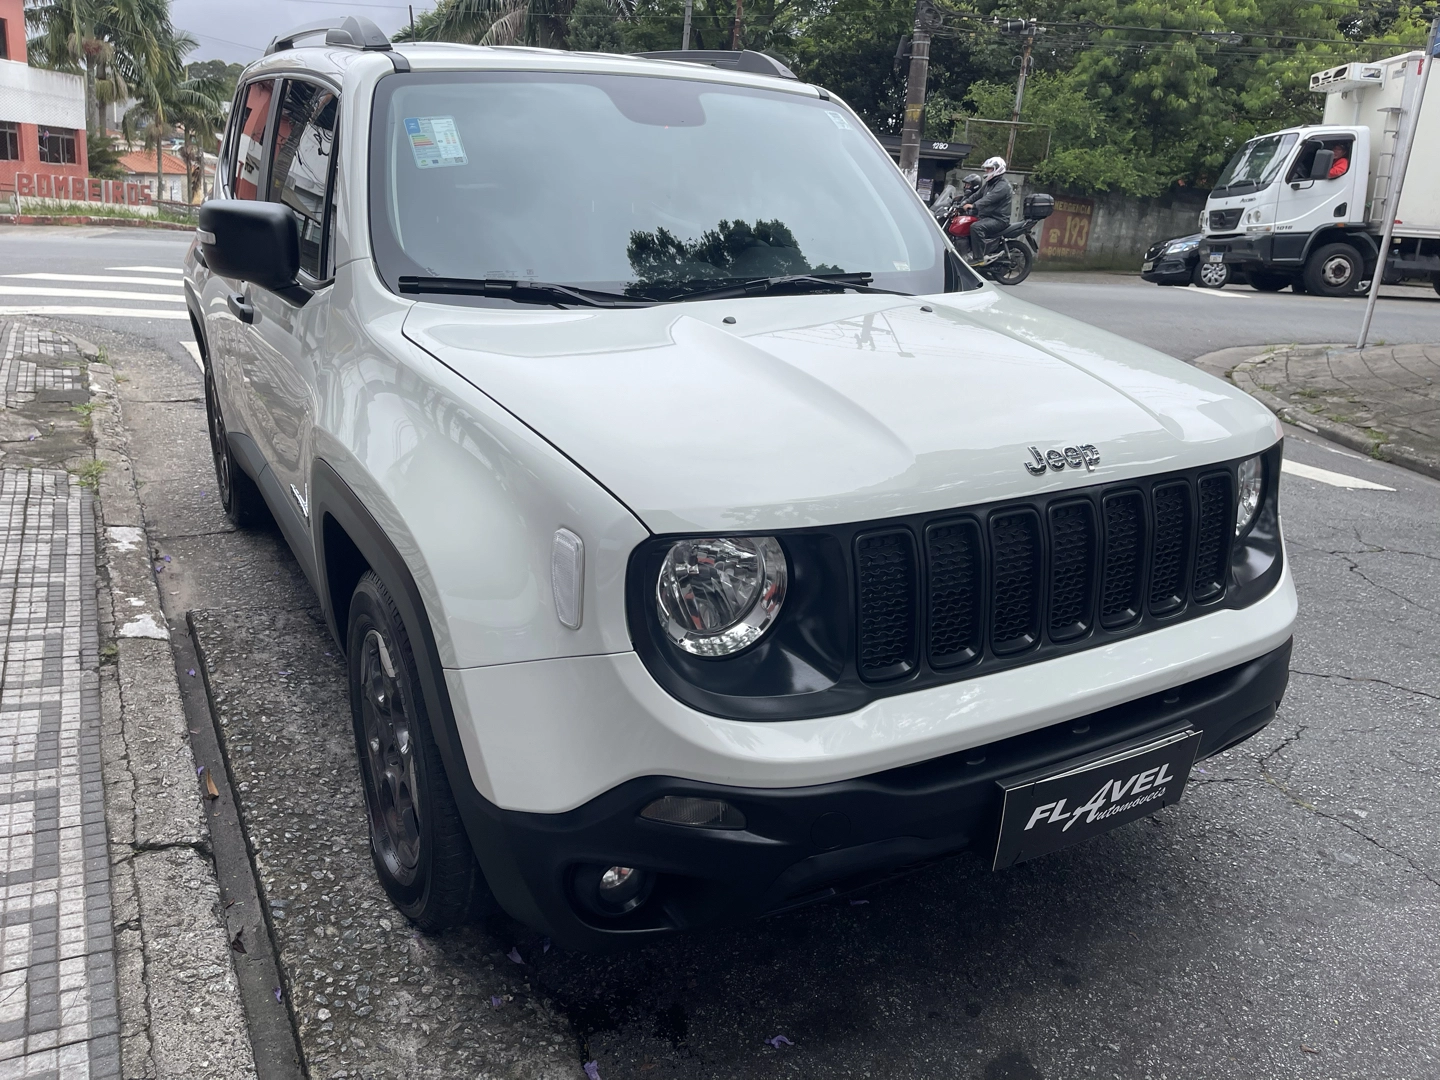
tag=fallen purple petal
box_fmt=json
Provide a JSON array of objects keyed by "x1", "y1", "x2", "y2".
[
  {"x1": 274, "y1": 986, "x2": 283, "y2": 1003},
  {"x1": 506, "y1": 947, "x2": 523, "y2": 964},
  {"x1": 278, "y1": 671, "x2": 291, "y2": 676},
  {"x1": 196, "y1": 765, "x2": 206, "y2": 777},
  {"x1": 490, "y1": 995, "x2": 503, "y2": 1008},
  {"x1": 187, "y1": 668, "x2": 196, "y2": 677},
  {"x1": 584, "y1": 1062, "x2": 601, "y2": 1080},
  {"x1": 541, "y1": 937, "x2": 551, "y2": 954},
  {"x1": 27, "y1": 435, "x2": 36, "y2": 441},
  {"x1": 849, "y1": 899, "x2": 870, "y2": 906},
  {"x1": 161, "y1": 555, "x2": 171, "y2": 562},
  {"x1": 766, "y1": 1035, "x2": 794, "y2": 1048}
]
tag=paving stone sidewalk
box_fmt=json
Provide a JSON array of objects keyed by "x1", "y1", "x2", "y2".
[
  {"x1": 1224, "y1": 342, "x2": 1440, "y2": 480},
  {"x1": 0, "y1": 328, "x2": 118, "y2": 1076},
  {"x1": 0, "y1": 319, "x2": 256, "y2": 1079}
]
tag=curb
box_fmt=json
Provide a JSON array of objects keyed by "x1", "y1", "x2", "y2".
[
  {"x1": 68, "y1": 326, "x2": 260, "y2": 1078},
  {"x1": 1194, "y1": 344, "x2": 1440, "y2": 484},
  {"x1": 2, "y1": 214, "x2": 193, "y2": 231}
]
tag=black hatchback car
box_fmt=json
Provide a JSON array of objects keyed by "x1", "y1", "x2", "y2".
[{"x1": 1141, "y1": 233, "x2": 1240, "y2": 288}]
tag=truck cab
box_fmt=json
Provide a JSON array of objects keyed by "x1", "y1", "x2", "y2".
[{"x1": 1201, "y1": 125, "x2": 1372, "y2": 295}]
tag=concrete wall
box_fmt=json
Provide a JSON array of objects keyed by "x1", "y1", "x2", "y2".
[{"x1": 1032, "y1": 187, "x2": 1209, "y2": 269}]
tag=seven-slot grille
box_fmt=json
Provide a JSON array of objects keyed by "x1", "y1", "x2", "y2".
[{"x1": 854, "y1": 471, "x2": 1235, "y2": 681}]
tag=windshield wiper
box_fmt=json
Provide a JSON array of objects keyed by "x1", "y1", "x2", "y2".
[
  {"x1": 653, "y1": 272, "x2": 909, "y2": 304},
  {"x1": 397, "y1": 276, "x2": 649, "y2": 308}
]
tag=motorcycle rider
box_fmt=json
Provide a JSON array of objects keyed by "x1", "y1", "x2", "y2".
[
  {"x1": 963, "y1": 156, "x2": 1013, "y2": 262},
  {"x1": 932, "y1": 171, "x2": 982, "y2": 217}
]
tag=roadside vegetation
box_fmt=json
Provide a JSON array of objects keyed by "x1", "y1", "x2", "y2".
[{"x1": 399, "y1": 0, "x2": 1434, "y2": 196}]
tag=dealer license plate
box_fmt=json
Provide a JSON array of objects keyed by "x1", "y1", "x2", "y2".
[
  {"x1": 1141, "y1": 260, "x2": 1154, "y2": 271},
  {"x1": 992, "y1": 728, "x2": 1201, "y2": 870},
  {"x1": 1209, "y1": 252, "x2": 1224, "y2": 262}
]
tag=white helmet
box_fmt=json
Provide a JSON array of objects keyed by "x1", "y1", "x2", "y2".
[{"x1": 982, "y1": 155, "x2": 1007, "y2": 179}]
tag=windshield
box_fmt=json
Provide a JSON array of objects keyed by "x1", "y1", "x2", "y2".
[
  {"x1": 368, "y1": 71, "x2": 953, "y2": 303},
  {"x1": 1213, "y1": 133, "x2": 1298, "y2": 195}
]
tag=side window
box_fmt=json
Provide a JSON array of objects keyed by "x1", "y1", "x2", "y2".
[
  {"x1": 232, "y1": 80, "x2": 277, "y2": 200},
  {"x1": 269, "y1": 80, "x2": 339, "y2": 280}
]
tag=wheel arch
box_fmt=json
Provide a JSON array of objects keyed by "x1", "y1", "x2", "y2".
[
  {"x1": 309, "y1": 457, "x2": 550, "y2": 931},
  {"x1": 1301, "y1": 227, "x2": 1378, "y2": 266}
]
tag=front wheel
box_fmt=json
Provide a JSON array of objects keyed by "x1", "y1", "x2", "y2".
[
  {"x1": 1303, "y1": 242, "x2": 1363, "y2": 297},
  {"x1": 1431, "y1": 272, "x2": 1440, "y2": 297},
  {"x1": 203, "y1": 364, "x2": 267, "y2": 527},
  {"x1": 1192, "y1": 259, "x2": 1229, "y2": 288},
  {"x1": 994, "y1": 241, "x2": 1033, "y2": 285},
  {"x1": 347, "y1": 571, "x2": 495, "y2": 930}
]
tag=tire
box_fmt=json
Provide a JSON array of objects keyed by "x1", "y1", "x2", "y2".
[
  {"x1": 346, "y1": 571, "x2": 494, "y2": 930},
  {"x1": 202, "y1": 362, "x2": 267, "y2": 527},
  {"x1": 1248, "y1": 272, "x2": 1290, "y2": 292},
  {"x1": 1303, "y1": 242, "x2": 1363, "y2": 297},
  {"x1": 995, "y1": 241, "x2": 1033, "y2": 285},
  {"x1": 1192, "y1": 259, "x2": 1229, "y2": 288},
  {"x1": 1291, "y1": 277, "x2": 1308, "y2": 294},
  {"x1": 1431, "y1": 271, "x2": 1439, "y2": 297}
]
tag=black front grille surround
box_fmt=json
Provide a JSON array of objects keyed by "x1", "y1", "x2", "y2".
[
  {"x1": 626, "y1": 444, "x2": 1285, "y2": 721},
  {"x1": 1209, "y1": 208, "x2": 1243, "y2": 231}
]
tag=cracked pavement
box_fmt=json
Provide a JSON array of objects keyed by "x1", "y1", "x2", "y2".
[{"x1": 5, "y1": 227, "x2": 1436, "y2": 1079}]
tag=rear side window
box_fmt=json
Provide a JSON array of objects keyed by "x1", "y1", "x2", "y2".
[
  {"x1": 232, "y1": 80, "x2": 277, "y2": 200},
  {"x1": 270, "y1": 80, "x2": 339, "y2": 279}
]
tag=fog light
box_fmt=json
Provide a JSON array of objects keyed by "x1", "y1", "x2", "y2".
[
  {"x1": 573, "y1": 863, "x2": 654, "y2": 917},
  {"x1": 640, "y1": 796, "x2": 746, "y2": 830}
]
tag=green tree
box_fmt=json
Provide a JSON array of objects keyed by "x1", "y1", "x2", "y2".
[
  {"x1": 568, "y1": 0, "x2": 626, "y2": 50},
  {"x1": 86, "y1": 133, "x2": 126, "y2": 179}
]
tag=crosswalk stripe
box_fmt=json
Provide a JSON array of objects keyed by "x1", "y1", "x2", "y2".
[
  {"x1": 5, "y1": 273, "x2": 184, "y2": 288},
  {"x1": 106, "y1": 266, "x2": 184, "y2": 275},
  {"x1": 0, "y1": 285, "x2": 186, "y2": 303},
  {"x1": 1282, "y1": 459, "x2": 1395, "y2": 491},
  {"x1": 0, "y1": 305, "x2": 189, "y2": 320},
  {"x1": 181, "y1": 341, "x2": 204, "y2": 370}
]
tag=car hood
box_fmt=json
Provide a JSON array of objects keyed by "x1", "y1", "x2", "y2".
[{"x1": 402, "y1": 287, "x2": 1279, "y2": 534}]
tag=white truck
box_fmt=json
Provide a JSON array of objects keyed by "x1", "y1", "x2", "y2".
[{"x1": 1200, "y1": 50, "x2": 1440, "y2": 296}]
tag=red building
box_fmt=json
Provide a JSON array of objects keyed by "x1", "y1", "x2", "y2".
[{"x1": 0, "y1": 0, "x2": 89, "y2": 195}]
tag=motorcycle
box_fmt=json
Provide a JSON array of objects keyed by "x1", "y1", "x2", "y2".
[{"x1": 934, "y1": 192, "x2": 1055, "y2": 286}]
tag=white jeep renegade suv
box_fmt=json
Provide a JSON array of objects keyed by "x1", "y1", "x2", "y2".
[{"x1": 185, "y1": 16, "x2": 1296, "y2": 950}]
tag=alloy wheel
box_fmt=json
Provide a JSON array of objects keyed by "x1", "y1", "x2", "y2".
[{"x1": 359, "y1": 627, "x2": 423, "y2": 881}]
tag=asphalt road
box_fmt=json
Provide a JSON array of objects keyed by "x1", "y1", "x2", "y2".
[{"x1": 6, "y1": 224, "x2": 1440, "y2": 1078}]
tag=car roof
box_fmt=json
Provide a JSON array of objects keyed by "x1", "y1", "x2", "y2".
[{"x1": 244, "y1": 37, "x2": 823, "y2": 100}]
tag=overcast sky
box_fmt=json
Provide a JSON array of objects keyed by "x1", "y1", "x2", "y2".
[{"x1": 173, "y1": 0, "x2": 436, "y2": 63}]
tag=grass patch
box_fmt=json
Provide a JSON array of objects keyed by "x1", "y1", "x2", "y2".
[
  {"x1": 70, "y1": 459, "x2": 107, "y2": 491},
  {"x1": 92, "y1": 346, "x2": 109, "y2": 366},
  {"x1": 71, "y1": 402, "x2": 99, "y2": 429},
  {"x1": 18, "y1": 198, "x2": 196, "y2": 226},
  {"x1": 100, "y1": 642, "x2": 118, "y2": 664}
]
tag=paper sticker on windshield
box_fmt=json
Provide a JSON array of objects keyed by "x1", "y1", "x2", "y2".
[
  {"x1": 405, "y1": 117, "x2": 467, "y2": 169},
  {"x1": 826, "y1": 111, "x2": 853, "y2": 130}
]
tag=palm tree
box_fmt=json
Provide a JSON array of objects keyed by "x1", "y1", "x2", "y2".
[
  {"x1": 25, "y1": 0, "x2": 177, "y2": 137},
  {"x1": 124, "y1": 34, "x2": 223, "y2": 204}
]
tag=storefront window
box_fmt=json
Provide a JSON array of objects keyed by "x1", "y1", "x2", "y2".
[{"x1": 38, "y1": 128, "x2": 78, "y2": 166}]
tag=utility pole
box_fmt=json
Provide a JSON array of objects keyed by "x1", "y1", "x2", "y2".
[
  {"x1": 1005, "y1": 20, "x2": 1037, "y2": 162},
  {"x1": 1357, "y1": 16, "x2": 1439, "y2": 348},
  {"x1": 897, "y1": 0, "x2": 938, "y2": 189},
  {"x1": 682, "y1": 0, "x2": 693, "y2": 48},
  {"x1": 730, "y1": 0, "x2": 743, "y2": 49}
]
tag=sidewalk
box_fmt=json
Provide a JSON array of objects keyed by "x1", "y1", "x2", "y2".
[
  {"x1": 1199, "y1": 341, "x2": 1440, "y2": 481},
  {"x1": 0, "y1": 320, "x2": 254, "y2": 1078}
]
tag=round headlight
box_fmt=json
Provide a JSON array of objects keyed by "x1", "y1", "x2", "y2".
[
  {"x1": 1236, "y1": 455, "x2": 1264, "y2": 535},
  {"x1": 656, "y1": 536, "x2": 787, "y2": 657}
]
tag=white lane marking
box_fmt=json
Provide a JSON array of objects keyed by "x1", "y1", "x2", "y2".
[
  {"x1": 1282, "y1": 459, "x2": 1395, "y2": 491},
  {"x1": 1180, "y1": 285, "x2": 1250, "y2": 299},
  {"x1": 107, "y1": 265, "x2": 184, "y2": 275},
  {"x1": 181, "y1": 341, "x2": 204, "y2": 370},
  {"x1": 0, "y1": 285, "x2": 185, "y2": 303},
  {"x1": 0, "y1": 305, "x2": 189, "y2": 320},
  {"x1": 5, "y1": 273, "x2": 183, "y2": 288}
]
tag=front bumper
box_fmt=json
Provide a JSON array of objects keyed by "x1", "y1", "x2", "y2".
[
  {"x1": 1203, "y1": 235, "x2": 1274, "y2": 266},
  {"x1": 1141, "y1": 252, "x2": 1194, "y2": 283},
  {"x1": 466, "y1": 639, "x2": 1291, "y2": 949}
]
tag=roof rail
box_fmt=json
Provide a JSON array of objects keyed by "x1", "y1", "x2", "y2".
[
  {"x1": 635, "y1": 50, "x2": 798, "y2": 80},
  {"x1": 266, "y1": 15, "x2": 393, "y2": 55}
]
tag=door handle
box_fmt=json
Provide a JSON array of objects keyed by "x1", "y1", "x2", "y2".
[{"x1": 227, "y1": 291, "x2": 254, "y2": 324}]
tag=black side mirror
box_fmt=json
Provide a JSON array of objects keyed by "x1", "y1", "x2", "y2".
[
  {"x1": 1310, "y1": 149, "x2": 1335, "y2": 181},
  {"x1": 198, "y1": 200, "x2": 300, "y2": 291}
]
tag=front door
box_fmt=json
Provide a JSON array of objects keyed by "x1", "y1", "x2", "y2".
[
  {"x1": 1274, "y1": 130, "x2": 1365, "y2": 247},
  {"x1": 245, "y1": 78, "x2": 340, "y2": 547}
]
